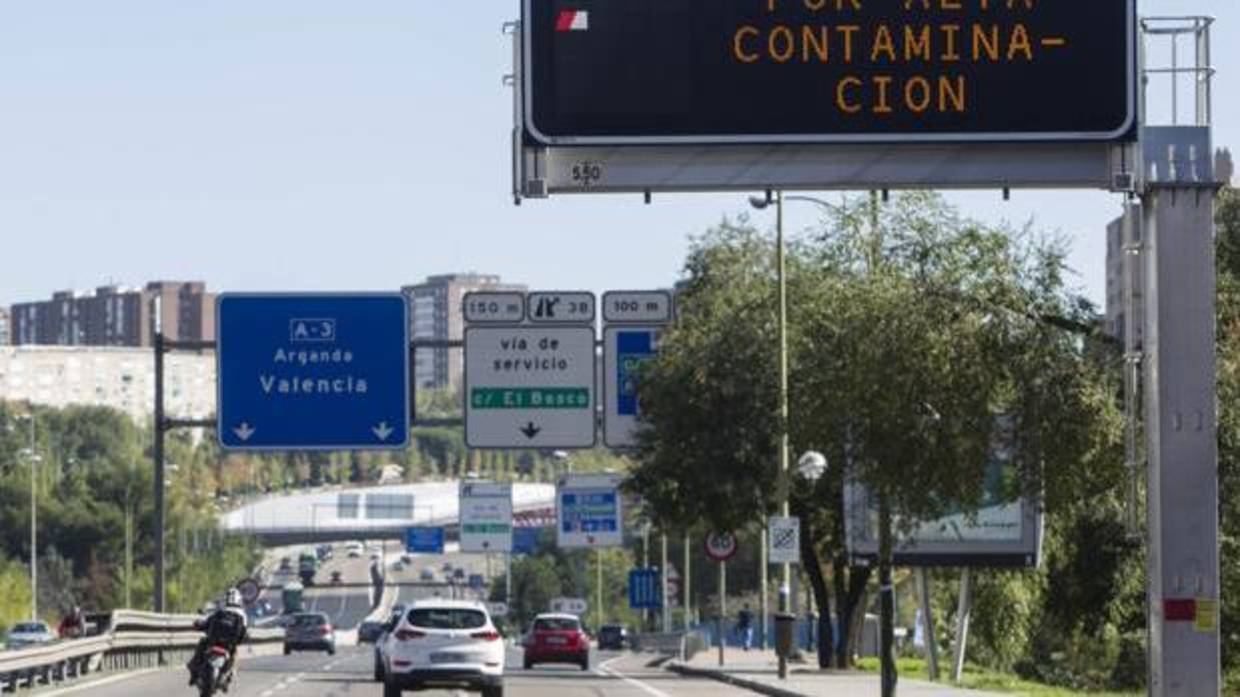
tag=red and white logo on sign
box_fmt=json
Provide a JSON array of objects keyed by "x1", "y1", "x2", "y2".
[{"x1": 556, "y1": 10, "x2": 589, "y2": 32}]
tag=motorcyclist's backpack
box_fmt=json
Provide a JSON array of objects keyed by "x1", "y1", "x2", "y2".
[{"x1": 208, "y1": 610, "x2": 245, "y2": 646}]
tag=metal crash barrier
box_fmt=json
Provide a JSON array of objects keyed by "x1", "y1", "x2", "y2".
[{"x1": 0, "y1": 610, "x2": 284, "y2": 693}]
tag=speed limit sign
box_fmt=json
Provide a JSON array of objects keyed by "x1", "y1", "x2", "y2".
[{"x1": 704, "y1": 531, "x2": 738, "y2": 562}]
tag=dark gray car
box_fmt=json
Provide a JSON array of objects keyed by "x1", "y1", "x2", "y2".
[{"x1": 283, "y1": 613, "x2": 336, "y2": 655}]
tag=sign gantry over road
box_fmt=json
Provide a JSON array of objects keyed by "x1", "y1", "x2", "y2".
[
  {"x1": 216, "y1": 293, "x2": 410, "y2": 451},
  {"x1": 523, "y1": 0, "x2": 1136, "y2": 145}
]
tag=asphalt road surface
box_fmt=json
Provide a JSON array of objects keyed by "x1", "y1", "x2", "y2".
[{"x1": 44, "y1": 648, "x2": 757, "y2": 697}]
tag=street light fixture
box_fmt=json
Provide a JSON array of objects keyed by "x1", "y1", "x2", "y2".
[{"x1": 797, "y1": 451, "x2": 828, "y2": 483}]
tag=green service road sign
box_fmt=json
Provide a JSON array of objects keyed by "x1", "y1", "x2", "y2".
[
  {"x1": 523, "y1": 0, "x2": 1136, "y2": 145},
  {"x1": 471, "y1": 388, "x2": 592, "y2": 410}
]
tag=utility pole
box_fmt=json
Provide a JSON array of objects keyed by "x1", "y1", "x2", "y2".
[
  {"x1": 24, "y1": 415, "x2": 37, "y2": 621},
  {"x1": 596, "y1": 548, "x2": 604, "y2": 630},
  {"x1": 775, "y1": 190, "x2": 793, "y2": 681},
  {"x1": 683, "y1": 532, "x2": 692, "y2": 630},
  {"x1": 153, "y1": 330, "x2": 167, "y2": 613},
  {"x1": 661, "y1": 533, "x2": 670, "y2": 633}
]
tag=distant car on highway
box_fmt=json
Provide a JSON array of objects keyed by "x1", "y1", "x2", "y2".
[
  {"x1": 376, "y1": 600, "x2": 504, "y2": 697},
  {"x1": 330, "y1": 570, "x2": 343, "y2": 585},
  {"x1": 522, "y1": 614, "x2": 590, "y2": 671},
  {"x1": 278, "y1": 557, "x2": 292, "y2": 572},
  {"x1": 393, "y1": 560, "x2": 406, "y2": 572},
  {"x1": 283, "y1": 612, "x2": 336, "y2": 656},
  {"x1": 419, "y1": 569, "x2": 435, "y2": 582},
  {"x1": 597, "y1": 624, "x2": 630, "y2": 651},
  {"x1": 5, "y1": 622, "x2": 57, "y2": 650},
  {"x1": 452, "y1": 568, "x2": 466, "y2": 582},
  {"x1": 400, "y1": 553, "x2": 414, "y2": 565},
  {"x1": 358, "y1": 621, "x2": 386, "y2": 644}
]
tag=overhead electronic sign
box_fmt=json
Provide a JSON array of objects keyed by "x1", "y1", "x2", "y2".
[{"x1": 523, "y1": 0, "x2": 1136, "y2": 145}]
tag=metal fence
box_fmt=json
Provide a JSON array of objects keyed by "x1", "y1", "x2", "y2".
[{"x1": 0, "y1": 610, "x2": 283, "y2": 692}]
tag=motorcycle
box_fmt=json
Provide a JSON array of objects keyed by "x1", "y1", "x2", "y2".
[{"x1": 195, "y1": 644, "x2": 233, "y2": 696}]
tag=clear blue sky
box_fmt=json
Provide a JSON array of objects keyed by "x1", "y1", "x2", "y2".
[{"x1": 0, "y1": 1, "x2": 1235, "y2": 308}]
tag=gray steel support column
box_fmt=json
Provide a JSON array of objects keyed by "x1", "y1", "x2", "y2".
[
  {"x1": 917, "y1": 568, "x2": 940, "y2": 681},
  {"x1": 153, "y1": 331, "x2": 167, "y2": 614},
  {"x1": 1143, "y1": 184, "x2": 1220, "y2": 696}
]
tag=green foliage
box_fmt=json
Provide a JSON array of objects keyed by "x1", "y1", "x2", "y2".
[
  {"x1": 0, "y1": 556, "x2": 32, "y2": 636},
  {"x1": 1215, "y1": 186, "x2": 1240, "y2": 678},
  {"x1": 630, "y1": 192, "x2": 1130, "y2": 682},
  {"x1": 856, "y1": 657, "x2": 1140, "y2": 697}
]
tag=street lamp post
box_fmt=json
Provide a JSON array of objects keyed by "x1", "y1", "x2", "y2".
[
  {"x1": 16, "y1": 414, "x2": 40, "y2": 621},
  {"x1": 751, "y1": 192, "x2": 839, "y2": 678}
]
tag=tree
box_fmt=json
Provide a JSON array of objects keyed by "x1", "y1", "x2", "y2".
[
  {"x1": 1214, "y1": 186, "x2": 1240, "y2": 687},
  {"x1": 632, "y1": 193, "x2": 1119, "y2": 694}
]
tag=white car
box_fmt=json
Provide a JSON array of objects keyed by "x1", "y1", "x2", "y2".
[
  {"x1": 5, "y1": 622, "x2": 56, "y2": 649},
  {"x1": 378, "y1": 599, "x2": 504, "y2": 697}
]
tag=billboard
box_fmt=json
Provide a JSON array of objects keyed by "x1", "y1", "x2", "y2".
[
  {"x1": 523, "y1": 0, "x2": 1136, "y2": 145},
  {"x1": 844, "y1": 437, "x2": 1042, "y2": 568}
]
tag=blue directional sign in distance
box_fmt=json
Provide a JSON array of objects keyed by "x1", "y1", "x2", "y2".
[
  {"x1": 513, "y1": 527, "x2": 542, "y2": 556},
  {"x1": 628, "y1": 568, "x2": 662, "y2": 611},
  {"x1": 217, "y1": 293, "x2": 409, "y2": 451},
  {"x1": 406, "y1": 527, "x2": 446, "y2": 555}
]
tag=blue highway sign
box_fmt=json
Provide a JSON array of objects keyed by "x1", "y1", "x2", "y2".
[
  {"x1": 557, "y1": 474, "x2": 623, "y2": 548},
  {"x1": 406, "y1": 527, "x2": 446, "y2": 555},
  {"x1": 513, "y1": 527, "x2": 542, "y2": 556},
  {"x1": 217, "y1": 293, "x2": 409, "y2": 450},
  {"x1": 628, "y1": 568, "x2": 662, "y2": 611}
]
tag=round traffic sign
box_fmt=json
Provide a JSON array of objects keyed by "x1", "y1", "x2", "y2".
[
  {"x1": 236, "y1": 578, "x2": 261, "y2": 606},
  {"x1": 704, "y1": 531, "x2": 738, "y2": 562}
]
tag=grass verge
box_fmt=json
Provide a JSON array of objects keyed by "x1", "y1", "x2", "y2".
[{"x1": 853, "y1": 657, "x2": 1140, "y2": 697}]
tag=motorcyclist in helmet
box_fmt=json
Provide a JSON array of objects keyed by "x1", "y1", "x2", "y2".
[{"x1": 187, "y1": 588, "x2": 249, "y2": 688}]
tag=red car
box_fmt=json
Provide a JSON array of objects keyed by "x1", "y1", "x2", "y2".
[{"x1": 522, "y1": 614, "x2": 590, "y2": 671}]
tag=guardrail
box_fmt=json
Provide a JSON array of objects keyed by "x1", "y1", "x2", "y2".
[
  {"x1": 632, "y1": 631, "x2": 710, "y2": 662},
  {"x1": 0, "y1": 610, "x2": 284, "y2": 693}
]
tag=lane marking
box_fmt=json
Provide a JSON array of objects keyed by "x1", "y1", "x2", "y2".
[
  {"x1": 36, "y1": 669, "x2": 162, "y2": 696},
  {"x1": 595, "y1": 655, "x2": 674, "y2": 697}
]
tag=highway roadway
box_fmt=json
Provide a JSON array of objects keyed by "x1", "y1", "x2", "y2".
[
  {"x1": 36, "y1": 545, "x2": 756, "y2": 696},
  {"x1": 45, "y1": 648, "x2": 756, "y2": 697}
]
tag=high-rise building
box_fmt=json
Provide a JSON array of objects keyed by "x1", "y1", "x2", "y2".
[
  {"x1": 9, "y1": 281, "x2": 215, "y2": 347},
  {"x1": 401, "y1": 274, "x2": 527, "y2": 392},
  {"x1": 1105, "y1": 205, "x2": 1143, "y2": 350},
  {"x1": 0, "y1": 307, "x2": 8, "y2": 346}
]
